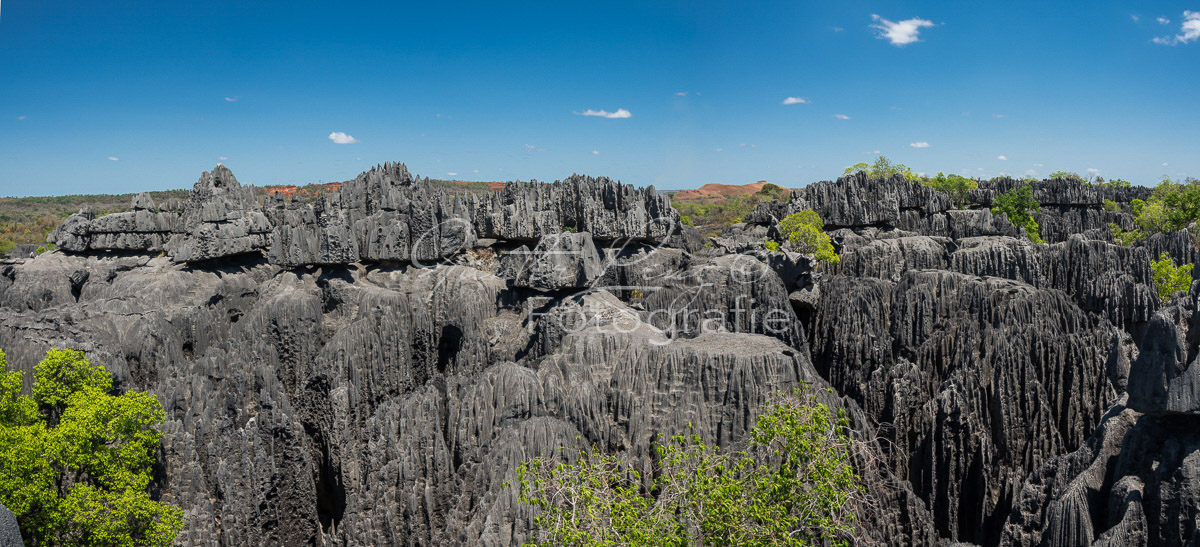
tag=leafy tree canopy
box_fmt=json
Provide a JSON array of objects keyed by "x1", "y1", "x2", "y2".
[
  {"x1": 513, "y1": 387, "x2": 868, "y2": 546},
  {"x1": 778, "y1": 211, "x2": 839, "y2": 263},
  {"x1": 843, "y1": 156, "x2": 920, "y2": 182},
  {"x1": 0, "y1": 348, "x2": 182, "y2": 547},
  {"x1": 1152, "y1": 252, "x2": 1194, "y2": 304},
  {"x1": 991, "y1": 185, "x2": 1044, "y2": 243}
]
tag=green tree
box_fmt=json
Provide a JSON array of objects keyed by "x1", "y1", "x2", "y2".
[
  {"x1": 1151, "y1": 252, "x2": 1194, "y2": 304},
  {"x1": 991, "y1": 185, "x2": 1044, "y2": 243},
  {"x1": 0, "y1": 348, "x2": 183, "y2": 546},
  {"x1": 1048, "y1": 171, "x2": 1086, "y2": 184},
  {"x1": 778, "y1": 211, "x2": 839, "y2": 263},
  {"x1": 924, "y1": 172, "x2": 978, "y2": 208},
  {"x1": 1108, "y1": 223, "x2": 1145, "y2": 246},
  {"x1": 843, "y1": 156, "x2": 920, "y2": 182},
  {"x1": 513, "y1": 388, "x2": 867, "y2": 546}
]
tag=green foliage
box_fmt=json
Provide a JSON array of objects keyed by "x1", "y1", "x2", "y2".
[
  {"x1": 1152, "y1": 252, "x2": 1194, "y2": 304},
  {"x1": 1102, "y1": 199, "x2": 1120, "y2": 212},
  {"x1": 764, "y1": 241, "x2": 780, "y2": 252},
  {"x1": 1048, "y1": 171, "x2": 1086, "y2": 184},
  {"x1": 755, "y1": 183, "x2": 790, "y2": 203},
  {"x1": 922, "y1": 172, "x2": 978, "y2": 208},
  {"x1": 513, "y1": 388, "x2": 866, "y2": 546},
  {"x1": 843, "y1": 156, "x2": 919, "y2": 182},
  {"x1": 991, "y1": 185, "x2": 1044, "y2": 243},
  {"x1": 672, "y1": 186, "x2": 790, "y2": 229},
  {"x1": 1105, "y1": 178, "x2": 1132, "y2": 188},
  {"x1": 1108, "y1": 223, "x2": 1145, "y2": 246},
  {"x1": 0, "y1": 348, "x2": 183, "y2": 546},
  {"x1": 778, "y1": 211, "x2": 839, "y2": 263}
]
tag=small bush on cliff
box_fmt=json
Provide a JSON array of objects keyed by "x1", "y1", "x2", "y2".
[
  {"x1": 991, "y1": 185, "x2": 1044, "y2": 243},
  {"x1": 0, "y1": 348, "x2": 182, "y2": 546},
  {"x1": 1152, "y1": 252, "x2": 1193, "y2": 304},
  {"x1": 513, "y1": 388, "x2": 867, "y2": 546},
  {"x1": 923, "y1": 172, "x2": 977, "y2": 208},
  {"x1": 778, "y1": 211, "x2": 839, "y2": 263}
]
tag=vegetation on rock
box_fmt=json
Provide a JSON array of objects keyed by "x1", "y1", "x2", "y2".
[
  {"x1": 1151, "y1": 252, "x2": 1194, "y2": 304},
  {"x1": 923, "y1": 172, "x2": 977, "y2": 209},
  {"x1": 0, "y1": 348, "x2": 182, "y2": 546},
  {"x1": 513, "y1": 388, "x2": 867, "y2": 546},
  {"x1": 778, "y1": 211, "x2": 838, "y2": 263},
  {"x1": 991, "y1": 185, "x2": 1044, "y2": 243},
  {"x1": 843, "y1": 156, "x2": 920, "y2": 182}
]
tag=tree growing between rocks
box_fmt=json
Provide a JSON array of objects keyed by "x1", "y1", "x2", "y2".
[
  {"x1": 1151, "y1": 252, "x2": 1194, "y2": 304},
  {"x1": 512, "y1": 388, "x2": 868, "y2": 546},
  {"x1": 778, "y1": 211, "x2": 839, "y2": 263},
  {"x1": 0, "y1": 348, "x2": 182, "y2": 547},
  {"x1": 991, "y1": 185, "x2": 1044, "y2": 243}
]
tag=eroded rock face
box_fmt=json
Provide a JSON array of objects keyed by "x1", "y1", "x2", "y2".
[{"x1": 8, "y1": 165, "x2": 1200, "y2": 546}]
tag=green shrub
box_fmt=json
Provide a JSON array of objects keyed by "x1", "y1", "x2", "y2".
[
  {"x1": 923, "y1": 172, "x2": 977, "y2": 208},
  {"x1": 1152, "y1": 252, "x2": 1194, "y2": 304},
  {"x1": 1102, "y1": 199, "x2": 1120, "y2": 212},
  {"x1": 778, "y1": 211, "x2": 838, "y2": 263},
  {"x1": 991, "y1": 185, "x2": 1044, "y2": 243},
  {"x1": 1048, "y1": 171, "x2": 1086, "y2": 184},
  {"x1": 0, "y1": 348, "x2": 183, "y2": 546},
  {"x1": 764, "y1": 241, "x2": 780, "y2": 251},
  {"x1": 843, "y1": 155, "x2": 919, "y2": 182},
  {"x1": 681, "y1": 215, "x2": 694, "y2": 227},
  {"x1": 1108, "y1": 223, "x2": 1145, "y2": 246},
  {"x1": 513, "y1": 387, "x2": 866, "y2": 546}
]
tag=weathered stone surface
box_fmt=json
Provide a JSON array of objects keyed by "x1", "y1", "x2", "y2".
[
  {"x1": 0, "y1": 503, "x2": 21, "y2": 547},
  {"x1": 15, "y1": 166, "x2": 1200, "y2": 546},
  {"x1": 803, "y1": 172, "x2": 952, "y2": 228},
  {"x1": 497, "y1": 232, "x2": 604, "y2": 290}
]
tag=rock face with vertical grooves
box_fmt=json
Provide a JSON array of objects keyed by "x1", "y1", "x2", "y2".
[{"x1": 6, "y1": 165, "x2": 1200, "y2": 546}]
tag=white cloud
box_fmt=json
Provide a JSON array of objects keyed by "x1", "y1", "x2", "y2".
[
  {"x1": 474, "y1": 169, "x2": 479, "y2": 173},
  {"x1": 993, "y1": 113, "x2": 1006, "y2": 118},
  {"x1": 715, "y1": 147, "x2": 724, "y2": 152},
  {"x1": 219, "y1": 156, "x2": 228, "y2": 161},
  {"x1": 1025, "y1": 169, "x2": 1038, "y2": 176},
  {"x1": 524, "y1": 144, "x2": 547, "y2": 152},
  {"x1": 873, "y1": 150, "x2": 881, "y2": 154},
  {"x1": 328, "y1": 131, "x2": 359, "y2": 144},
  {"x1": 782, "y1": 96, "x2": 810, "y2": 105},
  {"x1": 1131, "y1": 14, "x2": 1141, "y2": 22},
  {"x1": 998, "y1": 155, "x2": 1008, "y2": 160},
  {"x1": 1159, "y1": 16, "x2": 1171, "y2": 24},
  {"x1": 910, "y1": 141, "x2": 930, "y2": 148},
  {"x1": 576, "y1": 108, "x2": 632, "y2": 119},
  {"x1": 1163, "y1": 162, "x2": 1170, "y2": 166},
  {"x1": 224, "y1": 97, "x2": 238, "y2": 102},
  {"x1": 16, "y1": 115, "x2": 26, "y2": 120},
  {"x1": 592, "y1": 150, "x2": 600, "y2": 155},
  {"x1": 832, "y1": 26, "x2": 844, "y2": 32},
  {"x1": 675, "y1": 91, "x2": 688, "y2": 96},
  {"x1": 1154, "y1": 11, "x2": 1200, "y2": 44},
  {"x1": 870, "y1": 14, "x2": 935, "y2": 46},
  {"x1": 1088, "y1": 168, "x2": 1101, "y2": 175},
  {"x1": 833, "y1": 114, "x2": 851, "y2": 120},
  {"x1": 1033, "y1": 163, "x2": 1044, "y2": 167},
  {"x1": 447, "y1": 172, "x2": 457, "y2": 176},
  {"x1": 107, "y1": 156, "x2": 119, "y2": 161}
]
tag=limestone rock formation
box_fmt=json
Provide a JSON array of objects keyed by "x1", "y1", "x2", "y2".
[
  {"x1": 0, "y1": 503, "x2": 21, "y2": 547},
  {"x1": 8, "y1": 165, "x2": 1200, "y2": 546}
]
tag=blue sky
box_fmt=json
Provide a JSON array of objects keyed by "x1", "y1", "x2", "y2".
[{"x1": 1, "y1": 1, "x2": 1198, "y2": 195}]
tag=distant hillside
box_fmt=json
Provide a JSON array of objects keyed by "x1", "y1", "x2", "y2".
[{"x1": 670, "y1": 180, "x2": 792, "y2": 231}]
